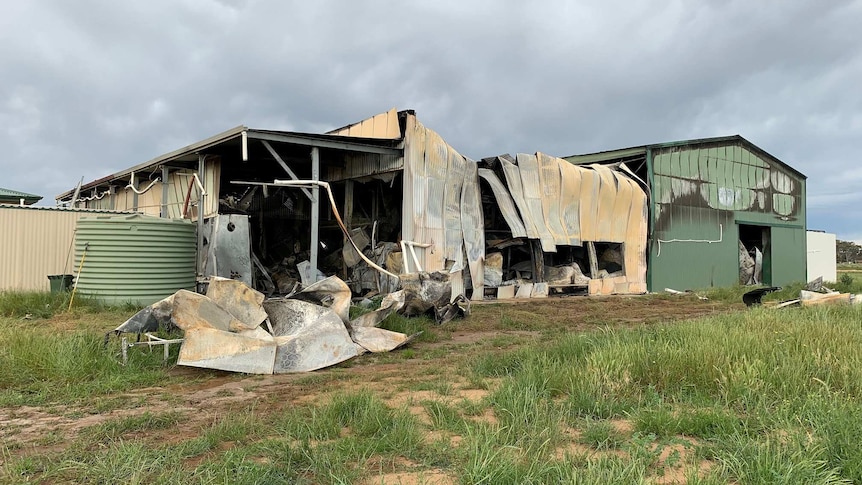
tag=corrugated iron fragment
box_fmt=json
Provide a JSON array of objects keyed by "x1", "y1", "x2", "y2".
[{"x1": 477, "y1": 168, "x2": 527, "y2": 238}]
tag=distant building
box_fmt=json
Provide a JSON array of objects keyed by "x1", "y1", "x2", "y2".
[
  {"x1": 567, "y1": 136, "x2": 807, "y2": 291},
  {"x1": 807, "y1": 230, "x2": 837, "y2": 282},
  {"x1": 0, "y1": 187, "x2": 42, "y2": 205}
]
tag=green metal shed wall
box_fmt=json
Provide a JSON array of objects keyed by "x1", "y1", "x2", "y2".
[{"x1": 647, "y1": 143, "x2": 806, "y2": 291}]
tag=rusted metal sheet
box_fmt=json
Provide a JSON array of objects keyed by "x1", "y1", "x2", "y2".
[
  {"x1": 477, "y1": 168, "x2": 527, "y2": 238},
  {"x1": 516, "y1": 153, "x2": 556, "y2": 252},
  {"x1": 205, "y1": 276, "x2": 267, "y2": 330},
  {"x1": 171, "y1": 290, "x2": 244, "y2": 332}
]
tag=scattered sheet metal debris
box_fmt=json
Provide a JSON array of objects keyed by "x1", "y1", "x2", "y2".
[
  {"x1": 761, "y1": 278, "x2": 861, "y2": 309},
  {"x1": 742, "y1": 286, "x2": 781, "y2": 307},
  {"x1": 112, "y1": 276, "x2": 431, "y2": 374}
]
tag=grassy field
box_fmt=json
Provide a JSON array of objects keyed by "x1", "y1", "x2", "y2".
[{"x1": 1, "y1": 288, "x2": 861, "y2": 484}]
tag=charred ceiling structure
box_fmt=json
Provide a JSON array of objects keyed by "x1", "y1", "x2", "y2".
[
  {"x1": 566, "y1": 136, "x2": 807, "y2": 291},
  {"x1": 57, "y1": 109, "x2": 649, "y2": 300}
]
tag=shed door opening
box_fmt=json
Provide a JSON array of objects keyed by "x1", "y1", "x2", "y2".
[{"x1": 738, "y1": 224, "x2": 771, "y2": 286}]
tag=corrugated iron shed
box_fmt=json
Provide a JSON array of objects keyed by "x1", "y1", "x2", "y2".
[{"x1": 566, "y1": 135, "x2": 807, "y2": 291}]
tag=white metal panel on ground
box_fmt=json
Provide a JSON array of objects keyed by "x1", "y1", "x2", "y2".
[
  {"x1": 807, "y1": 231, "x2": 837, "y2": 282},
  {"x1": 0, "y1": 206, "x2": 129, "y2": 291},
  {"x1": 477, "y1": 168, "x2": 527, "y2": 238}
]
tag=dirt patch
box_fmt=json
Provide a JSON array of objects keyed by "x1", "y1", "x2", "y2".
[{"x1": 360, "y1": 470, "x2": 455, "y2": 485}]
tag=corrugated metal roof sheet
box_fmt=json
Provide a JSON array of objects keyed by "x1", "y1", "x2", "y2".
[
  {"x1": 327, "y1": 108, "x2": 401, "y2": 139},
  {"x1": 0, "y1": 204, "x2": 135, "y2": 214},
  {"x1": 0, "y1": 187, "x2": 42, "y2": 203}
]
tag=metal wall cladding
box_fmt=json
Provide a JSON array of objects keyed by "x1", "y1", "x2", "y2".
[
  {"x1": 652, "y1": 143, "x2": 805, "y2": 235},
  {"x1": 0, "y1": 206, "x2": 128, "y2": 291},
  {"x1": 74, "y1": 214, "x2": 196, "y2": 305},
  {"x1": 81, "y1": 163, "x2": 219, "y2": 220},
  {"x1": 327, "y1": 108, "x2": 401, "y2": 139},
  {"x1": 326, "y1": 153, "x2": 403, "y2": 182},
  {"x1": 649, "y1": 142, "x2": 807, "y2": 291}
]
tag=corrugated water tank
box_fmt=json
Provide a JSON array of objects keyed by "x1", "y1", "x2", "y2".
[{"x1": 73, "y1": 214, "x2": 196, "y2": 305}]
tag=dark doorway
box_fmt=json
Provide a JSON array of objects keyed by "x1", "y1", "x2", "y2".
[{"x1": 738, "y1": 224, "x2": 772, "y2": 286}]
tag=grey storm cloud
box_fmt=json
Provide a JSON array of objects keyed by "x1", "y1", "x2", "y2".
[{"x1": 1, "y1": 0, "x2": 860, "y2": 239}]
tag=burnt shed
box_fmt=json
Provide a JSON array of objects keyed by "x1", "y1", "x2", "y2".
[
  {"x1": 566, "y1": 136, "x2": 807, "y2": 291},
  {"x1": 57, "y1": 109, "x2": 649, "y2": 300}
]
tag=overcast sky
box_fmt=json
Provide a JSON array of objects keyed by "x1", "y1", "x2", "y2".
[{"x1": 1, "y1": 1, "x2": 860, "y2": 241}]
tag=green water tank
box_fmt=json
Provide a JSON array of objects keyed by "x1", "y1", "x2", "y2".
[{"x1": 73, "y1": 214, "x2": 196, "y2": 305}]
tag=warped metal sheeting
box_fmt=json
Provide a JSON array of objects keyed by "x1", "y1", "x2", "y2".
[
  {"x1": 114, "y1": 276, "x2": 422, "y2": 374},
  {"x1": 477, "y1": 168, "x2": 527, "y2": 238}
]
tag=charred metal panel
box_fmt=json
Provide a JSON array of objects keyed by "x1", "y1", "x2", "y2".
[
  {"x1": 652, "y1": 143, "x2": 804, "y2": 235},
  {"x1": 461, "y1": 160, "x2": 485, "y2": 296},
  {"x1": 516, "y1": 153, "x2": 556, "y2": 251},
  {"x1": 558, "y1": 161, "x2": 582, "y2": 246},
  {"x1": 422, "y1": 130, "x2": 449, "y2": 272},
  {"x1": 500, "y1": 157, "x2": 541, "y2": 240},
  {"x1": 444, "y1": 148, "x2": 467, "y2": 268},
  {"x1": 326, "y1": 153, "x2": 403, "y2": 181},
  {"x1": 477, "y1": 168, "x2": 527, "y2": 238},
  {"x1": 537, "y1": 152, "x2": 569, "y2": 246}
]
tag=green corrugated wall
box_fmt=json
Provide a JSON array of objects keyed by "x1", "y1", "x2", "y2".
[
  {"x1": 648, "y1": 143, "x2": 806, "y2": 291},
  {"x1": 73, "y1": 214, "x2": 196, "y2": 305}
]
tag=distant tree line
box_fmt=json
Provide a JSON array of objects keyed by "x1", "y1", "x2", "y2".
[{"x1": 837, "y1": 240, "x2": 862, "y2": 263}]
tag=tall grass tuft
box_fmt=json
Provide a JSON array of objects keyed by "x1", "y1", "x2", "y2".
[{"x1": 0, "y1": 329, "x2": 169, "y2": 405}]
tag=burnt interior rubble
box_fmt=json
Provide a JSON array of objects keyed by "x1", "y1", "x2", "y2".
[{"x1": 212, "y1": 150, "x2": 643, "y2": 307}]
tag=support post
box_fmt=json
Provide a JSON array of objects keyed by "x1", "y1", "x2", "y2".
[
  {"x1": 310, "y1": 147, "x2": 320, "y2": 281},
  {"x1": 197, "y1": 155, "x2": 206, "y2": 279},
  {"x1": 343, "y1": 180, "x2": 354, "y2": 278},
  {"x1": 131, "y1": 172, "x2": 139, "y2": 211},
  {"x1": 160, "y1": 165, "x2": 169, "y2": 218},
  {"x1": 587, "y1": 241, "x2": 599, "y2": 279},
  {"x1": 530, "y1": 240, "x2": 545, "y2": 283}
]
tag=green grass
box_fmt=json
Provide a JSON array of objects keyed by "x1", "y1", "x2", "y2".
[{"x1": 6, "y1": 291, "x2": 862, "y2": 483}]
